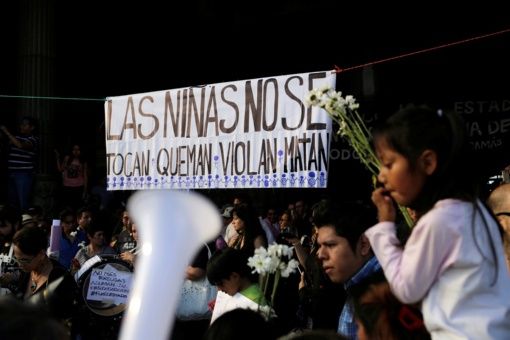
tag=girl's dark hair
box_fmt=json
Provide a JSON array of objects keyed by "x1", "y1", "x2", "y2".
[
  {"x1": 13, "y1": 226, "x2": 47, "y2": 256},
  {"x1": 206, "y1": 248, "x2": 256, "y2": 285},
  {"x1": 373, "y1": 104, "x2": 474, "y2": 213},
  {"x1": 374, "y1": 104, "x2": 501, "y2": 283}
]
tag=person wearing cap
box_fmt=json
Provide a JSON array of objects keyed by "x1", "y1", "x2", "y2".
[{"x1": 21, "y1": 214, "x2": 36, "y2": 229}]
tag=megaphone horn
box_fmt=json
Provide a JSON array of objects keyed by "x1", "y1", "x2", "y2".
[{"x1": 119, "y1": 190, "x2": 221, "y2": 340}]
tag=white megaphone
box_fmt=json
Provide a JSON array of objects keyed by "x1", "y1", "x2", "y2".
[{"x1": 119, "y1": 190, "x2": 221, "y2": 340}]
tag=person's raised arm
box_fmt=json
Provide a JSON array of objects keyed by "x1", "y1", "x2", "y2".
[{"x1": 1, "y1": 125, "x2": 24, "y2": 149}]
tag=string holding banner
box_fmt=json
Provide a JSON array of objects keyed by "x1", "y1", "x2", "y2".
[
  {"x1": 1, "y1": 26, "x2": 508, "y2": 104},
  {"x1": 333, "y1": 26, "x2": 510, "y2": 74},
  {"x1": 0, "y1": 94, "x2": 105, "y2": 101}
]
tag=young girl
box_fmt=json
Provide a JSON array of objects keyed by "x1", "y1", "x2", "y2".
[{"x1": 365, "y1": 105, "x2": 510, "y2": 338}]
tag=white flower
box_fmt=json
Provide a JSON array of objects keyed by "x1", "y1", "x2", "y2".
[
  {"x1": 247, "y1": 253, "x2": 271, "y2": 275},
  {"x1": 345, "y1": 95, "x2": 359, "y2": 110},
  {"x1": 304, "y1": 89, "x2": 323, "y2": 107},
  {"x1": 281, "y1": 245, "x2": 294, "y2": 259},
  {"x1": 70, "y1": 230, "x2": 77, "y2": 238},
  {"x1": 305, "y1": 88, "x2": 379, "y2": 176},
  {"x1": 280, "y1": 259, "x2": 299, "y2": 278},
  {"x1": 247, "y1": 243, "x2": 299, "y2": 306},
  {"x1": 318, "y1": 84, "x2": 333, "y2": 94}
]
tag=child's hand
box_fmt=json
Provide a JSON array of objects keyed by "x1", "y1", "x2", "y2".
[{"x1": 371, "y1": 187, "x2": 396, "y2": 222}]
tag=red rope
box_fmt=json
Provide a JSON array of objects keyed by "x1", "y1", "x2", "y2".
[{"x1": 333, "y1": 27, "x2": 510, "y2": 73}]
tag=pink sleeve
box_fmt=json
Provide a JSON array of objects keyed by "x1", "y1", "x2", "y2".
[{"x1": 365, "y1": 217, "x2": 460, "y2": 304}]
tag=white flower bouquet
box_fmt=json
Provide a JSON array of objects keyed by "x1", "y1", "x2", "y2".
[
  {"x1": 305, "y1": 85, "x2": 380, "y2": 176},
  {"x1": 247, "y1": 244, "x2": 299, "y2": 306},
  {"x1": 305, "y1": 85, "x2": 413, "y2": 227}
]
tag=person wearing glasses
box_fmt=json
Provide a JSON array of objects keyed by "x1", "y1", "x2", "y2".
[
  {"x1": 487, "y1": 182, "x2": 510, "y2": 271},
  {"x1": 0, "y1": 226, "x2": 80, "y2": 332}
]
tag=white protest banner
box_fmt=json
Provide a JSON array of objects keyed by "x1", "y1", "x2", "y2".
[{"x1": 105, "y1": 71, "x2": 335, "y2": 190}]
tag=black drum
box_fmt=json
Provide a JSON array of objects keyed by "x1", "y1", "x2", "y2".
[{"x1": 75, "y1": 254, "x2": 133, "y2": 317}]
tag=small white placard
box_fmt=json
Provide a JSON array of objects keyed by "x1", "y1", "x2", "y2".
[
  {"x1": 86, "y1": 264, "x2": 133, "y2": 305},
  {"x1": 210, "y1": 291, "x2": 262, "y2": 324}
]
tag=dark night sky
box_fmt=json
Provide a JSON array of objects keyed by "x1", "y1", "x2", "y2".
[
  {"x1": 1, "y1": 2, "x2": 508, "y2": 101},
  {"x1": 1, "y1": 1, "x2": 509, "y2": 200}
]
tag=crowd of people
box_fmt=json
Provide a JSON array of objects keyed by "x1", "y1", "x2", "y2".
[{"x1": 0, "y1": 104, "x2": 509, "y2": 340}]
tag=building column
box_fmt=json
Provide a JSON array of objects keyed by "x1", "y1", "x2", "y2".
[{"x1": 18, "y1": 0, "x2": 58, "y2": 214}]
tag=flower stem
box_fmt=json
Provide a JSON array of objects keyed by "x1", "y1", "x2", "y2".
[
  {"x1": 263, "y1": 273, "x2": 270, "y2": 296},
  {"x1": 270, "y1": 271, "x2": 281, "y2": 307},
  {"x1": 399, "y1": 205, "x2": 415, "y2": 228}
]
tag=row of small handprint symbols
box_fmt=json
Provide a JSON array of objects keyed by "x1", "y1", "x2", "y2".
[{"x1": 107, "y1": 171, "x2": 327, "y2": 189}]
